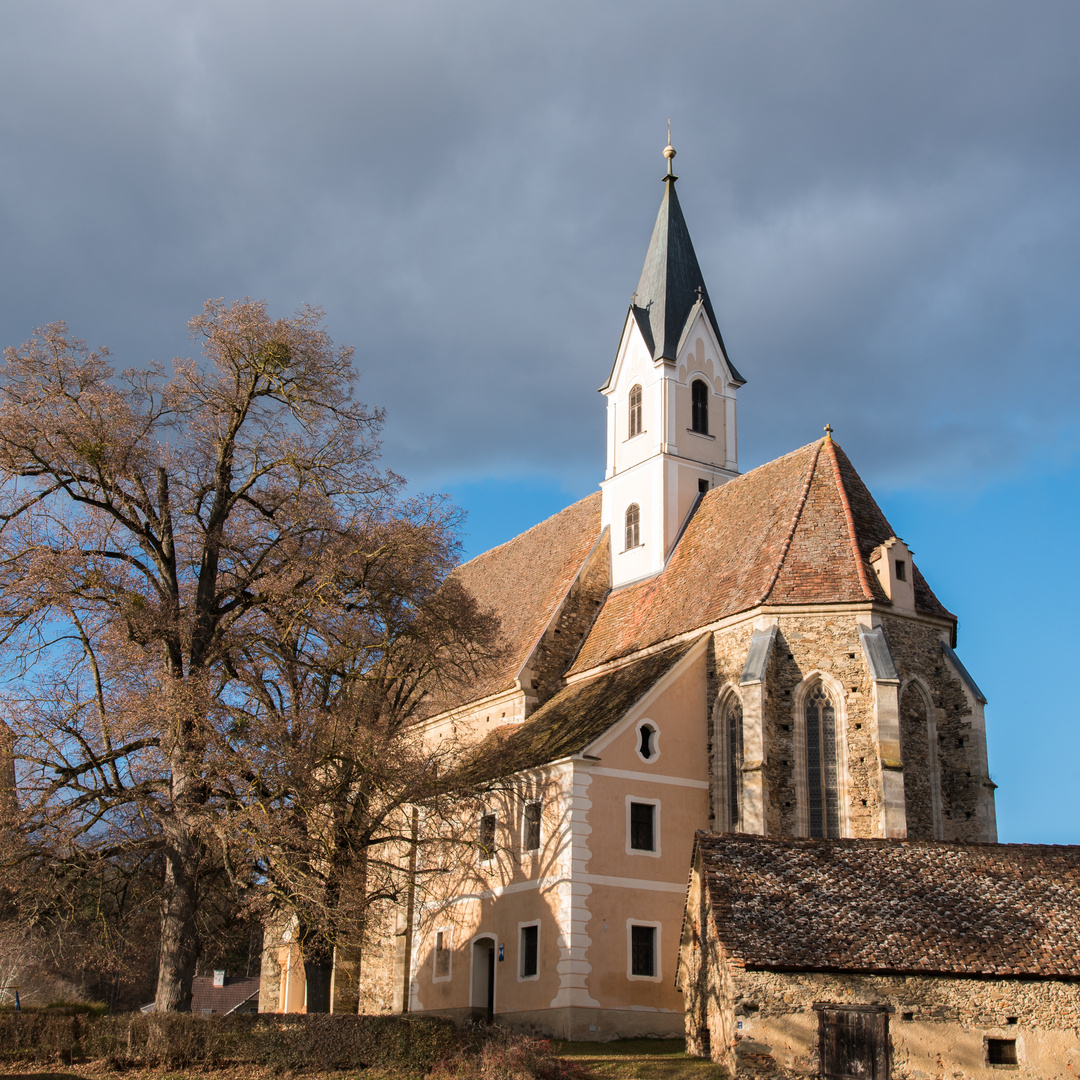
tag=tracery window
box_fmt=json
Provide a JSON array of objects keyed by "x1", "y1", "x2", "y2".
[
  {"x1": 628, "y1": 384, "x2": 643, "y2": 438},
  {"x1": 723, "y1": 697, "x2": 743, "y2": 831},
  {"x1": 624, "y1": 503, "x2": 640, "y2": 550},
  {"x1": 805, "y1": 683, "x2": 840, "y2": 837},
  {"x1": 691, "y1": 379, "x2": 709, "y2": 434}
]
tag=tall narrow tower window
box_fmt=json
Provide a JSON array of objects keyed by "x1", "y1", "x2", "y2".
[
  {"x1": 624, "y1": 504, "x2": 640, "y2": 550},
  {"x1": 628, "y1": 384, "x2": 643, "y2": 438},
  {"x1": 691, "y1": 380, "x2": 709, "y2": 434},
  {"x1": 805, "y1": 684, "x2": 840, "y2": 838}
]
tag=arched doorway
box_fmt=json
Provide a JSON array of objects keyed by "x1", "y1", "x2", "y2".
[{"x1": 470, "y1": 936, "x2": 496, "y2": 1023}]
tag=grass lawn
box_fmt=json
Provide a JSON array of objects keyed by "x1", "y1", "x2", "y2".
[{"x1": 554, "y1": 1038, "x2": 728, "y2": 1079}]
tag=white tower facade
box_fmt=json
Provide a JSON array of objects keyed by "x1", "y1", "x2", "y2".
[{"x1": 600, "y1": 147, "x2": 745, "y2": 589}]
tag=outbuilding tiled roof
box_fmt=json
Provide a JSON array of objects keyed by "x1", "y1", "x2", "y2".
[
  {"x1": 442, "y1": 492, "x2": 603, "y2": 709},
  {"x1": 571, "y1": 438, "x2": 951, "y2": 672},
  {"x1": 463, "y1": 641, "x2": 694, "y2": 781},
  {"x1": 695, "y1": 833, "x2": 1080, "y2": 978}
]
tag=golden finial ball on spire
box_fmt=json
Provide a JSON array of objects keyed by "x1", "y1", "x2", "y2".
[{"x1": 663, "y1": 118, "x2": 676, "y2": 162}]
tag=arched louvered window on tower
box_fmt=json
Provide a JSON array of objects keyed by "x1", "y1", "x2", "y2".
[
  {"x1": 723, "y1": 696, "x2": 743, "y2": 831},
  {"x1": 691, "y1": 380, "x2": 709, "y2": 434},
  {"x1": 804, "y1": 683, "x2": 841, "y2": 838},
  {"x1": 624, "y1": 503, "x2": 640, "y2": 551},
  {"x1": 628, "y1": 384, "x2": 643, "y2": 438}
]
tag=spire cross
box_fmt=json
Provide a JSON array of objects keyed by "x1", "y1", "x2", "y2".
[{"x1": 824, "y1": 423, "x2": 834, "y2": 438}]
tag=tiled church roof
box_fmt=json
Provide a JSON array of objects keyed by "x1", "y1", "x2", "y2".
[
  {"x1": 439, "y1": 437, "x2": 952, "y2": 716},
  {"x1": 694, "y1": 833, "x2": 1080, "y2": 978},
  {"x1": 444, "y1": 492, "x2": 603, "y2": 708},
  {"x1": 570, "y1": 438, "x2": 952, "y2": 672}
]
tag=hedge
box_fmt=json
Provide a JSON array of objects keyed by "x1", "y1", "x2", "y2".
[{"x1": 0, "y1": 1011, "x2": 467, "y2": 1070}]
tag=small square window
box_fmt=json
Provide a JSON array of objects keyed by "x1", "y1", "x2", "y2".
[
  {"x1": 524, "y1": 802, "x2": 541, "y2": 852},
  {"x1": 520, "y1": 925, "x2": 538, "y2": 978},
  {"x1": 698, "y1": 478, "x2": 709, "y2": 494},
  {"x1": 987, "y1": 1039, "x2": 1018, "y2": 1066},
  {"x1": 629, "y1": 802, "x2": 655, "y2": 851},
  {"x1": 630, "y1": 925, "x2": 656, "y2": 977},
  {"x1": 478, "y1": 814, "x2": 496, "y2": 862}
]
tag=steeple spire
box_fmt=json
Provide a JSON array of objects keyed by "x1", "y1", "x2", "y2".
[{"x1": 629, "y1": 141, "x2": 743, "y2": 382}]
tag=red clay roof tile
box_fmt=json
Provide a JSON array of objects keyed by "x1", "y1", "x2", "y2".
[{"x1": 696, "y1": 833, "x2": 1080, "y2": 978}]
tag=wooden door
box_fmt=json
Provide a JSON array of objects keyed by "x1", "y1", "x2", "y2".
[{"x1": 816, "y1": 1005, "x2": 891, "y2": 1079}]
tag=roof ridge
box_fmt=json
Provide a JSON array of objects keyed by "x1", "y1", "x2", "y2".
[
  {"x1": 456, "y1": 490, "x2": 601, "y2": 570},
  {"x1": 758, "y1": 440, "x2": 822, "y2": 605},
  {"x1": 823, "y1": 437, "x2": 875, "y2": 601}
]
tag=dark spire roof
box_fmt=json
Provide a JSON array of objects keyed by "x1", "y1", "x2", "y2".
[{"x1": 631, "y1": 169, "x2": 744, "y2": 384}]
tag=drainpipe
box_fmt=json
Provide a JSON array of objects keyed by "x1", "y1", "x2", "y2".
[{"x1": 401, "y1": 807, "x2": 419, "y2": 1013}]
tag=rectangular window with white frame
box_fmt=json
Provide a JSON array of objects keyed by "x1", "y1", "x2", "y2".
[
  {"x1": 626, "y1": 796, "x2": 661, "y2": 856},
  {"x1": 433, "y1": 927, "x2": 452, "y2": 982},
  {"x1": 518, "y1": 921, "x2": 540, "y2": 980},
  {"x1": 478, "y1": 813, "x2": 496, "y2": 863},
  {"x1": 626, "y1": 920, "x2": 661, "y2": 981},
  {"x1": 523, "y1": 801, "x2": 542, "y2": 853}
]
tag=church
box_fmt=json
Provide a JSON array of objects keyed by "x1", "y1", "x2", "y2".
[
  {"x1": 378, "y1": 139, "x2": 996, "y2": 1035},
  {"x1": 263, "y1": 144, "x2": 1080, "y2": 1074}
]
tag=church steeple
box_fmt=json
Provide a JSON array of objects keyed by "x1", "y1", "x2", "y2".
[
  {"x1": 600, "y1": 140, "x2": 744, "y2": 589},
  {"x1": 630, "y1": 149, "x2": 743, "y2": 382}
]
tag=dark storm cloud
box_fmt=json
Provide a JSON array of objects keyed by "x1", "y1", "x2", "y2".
[{"x1": 2, "y1": 0, "x2": 1078, "y2": 492}]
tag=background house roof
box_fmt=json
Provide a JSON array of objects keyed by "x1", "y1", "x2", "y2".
[
  {"x1": 189, "y1": 975, "x2": 260, "y2": 1014},
  {"x1": 695, "y1": 833, "x2": 1080, "y2": 978}
]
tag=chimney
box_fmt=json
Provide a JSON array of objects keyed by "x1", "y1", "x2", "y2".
[{"x1": 213, "y1": 970, "x2": 225, "y2": 988}]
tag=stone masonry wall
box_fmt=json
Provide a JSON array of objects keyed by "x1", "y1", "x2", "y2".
[
  {"x1": 881, "y1": 615, "x2": 991, "y2": 842},
  {"x1": 708, "y1": 621, "x2": 755, "y2": 831},
  {"x1": 707, "y1": 608, "x2": 987, "y2": 842},
  {"x1": 521, "y1": 539, "x2": 610, "y2": 714},
  {"x1": 725, "y1": 964, "x2": 1080, "y2": 1079}
]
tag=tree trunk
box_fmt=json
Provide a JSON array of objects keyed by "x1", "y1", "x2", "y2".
[{"x1": 154, "y1": 813, "x2": 201, "y2": 1011}]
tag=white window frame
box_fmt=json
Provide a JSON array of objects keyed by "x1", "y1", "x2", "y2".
[
  {"x1": 625, "y1": 795, "x2": 661, "y2": 858},
  {"x1": 626, "y1": 919, "x2": 662, "y2": 982},
  {"x1": 517, "y1": 920, "x2": 541, "y2": 982},
  {"x1": 432, "y1": 926, "x2": 453, "y2": 983},
  {"x1": 634, "y1": 719, "x2": 661, "y2": 765},
  {"x1": 521, "y1": 800, "x2": 542, "y2": 854},
  {"x1": 477, "y1": 811, "x2": 497, "y2": 864}
]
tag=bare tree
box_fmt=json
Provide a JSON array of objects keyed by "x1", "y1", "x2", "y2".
[{"x1": 0, "y1": 300, "x2": 495, "y2": 1010}]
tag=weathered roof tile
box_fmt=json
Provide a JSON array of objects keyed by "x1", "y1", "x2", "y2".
[{"x1": 696, "y1": 833, "x2": 1080, "y2": 978}]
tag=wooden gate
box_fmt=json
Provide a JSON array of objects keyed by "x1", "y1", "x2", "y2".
[{"x1": 814, "y1": 1004, "x2": 891, "y2": 1079}]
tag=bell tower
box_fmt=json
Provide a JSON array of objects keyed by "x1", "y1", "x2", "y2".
[{"x1": 600, "y1": 140, "x2": 745, "y2": 589}]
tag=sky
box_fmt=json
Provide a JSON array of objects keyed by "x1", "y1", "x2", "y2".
[{"x1": 1, "y1": 1, "x2": 1077, "y2": 843}]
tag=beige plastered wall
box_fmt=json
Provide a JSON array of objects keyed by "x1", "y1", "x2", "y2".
[{"x1": 407, "y1": 650, "x2": 710, "y2": 1038}]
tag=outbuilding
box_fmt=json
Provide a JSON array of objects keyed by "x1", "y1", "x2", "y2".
[{"x1": 679, "y1": 833, "x2": 1080, "y2": 1077}]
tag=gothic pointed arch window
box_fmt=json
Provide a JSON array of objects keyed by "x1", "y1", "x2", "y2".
[
  {"x1": 719, "y1": 694, "x2": 743, "y2": 831},
  {"x1": 628, "y1": 384, "x2": 643, "y2": 438},
  {"x1": 899, "y1": 680, "x2": 943, "y2": 840},
  {"x1": 691, "y1": 380, "x2": 709, "y2": 434},
  {"x1": 804, "y1": 682, "x2": 841, "y2": 838},
  {"x1": 624, "y1": 503, "x2": 640, "y2": 550}
]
